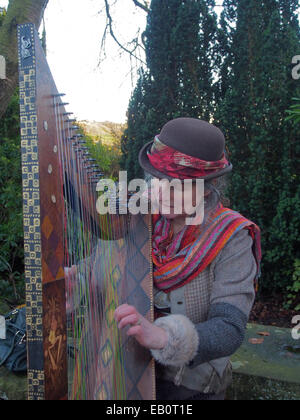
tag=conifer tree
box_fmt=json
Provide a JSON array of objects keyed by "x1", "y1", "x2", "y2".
[
  {"x1": 121, "y1": 72, "x2": 151, "y2": 180},
  {"x1": 215, "y1": 0, "x2": 300, "y2": 293}
]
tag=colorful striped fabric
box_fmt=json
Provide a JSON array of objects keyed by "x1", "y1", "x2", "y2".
[
  {"x1": 152, "y1": 205, "x2": 261, "y2": 293},
  {"x1": 147, "y1": 136, "x2": 229, "y2": 179}
]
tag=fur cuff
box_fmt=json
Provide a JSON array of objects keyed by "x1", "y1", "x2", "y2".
[{"x1": 150, "y1": 315, "x2": 199, "y2": 367}]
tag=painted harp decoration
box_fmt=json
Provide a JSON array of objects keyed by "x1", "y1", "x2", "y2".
[{"x1": 18, "y1": 24, "x2": 155, "y2": 400}]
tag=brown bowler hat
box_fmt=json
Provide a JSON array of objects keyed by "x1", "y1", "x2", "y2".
[{"x1": 138, "y1": 118, "x2": 232, "y2": 181}]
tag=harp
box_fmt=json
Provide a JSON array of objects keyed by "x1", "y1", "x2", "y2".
[{"x1": 17, "y1": 23, "x2": 155, "y2": 400}]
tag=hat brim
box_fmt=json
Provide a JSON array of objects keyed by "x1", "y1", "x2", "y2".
[{"x1": 138, "y1": 141, "x2": 233, "y2": 181}]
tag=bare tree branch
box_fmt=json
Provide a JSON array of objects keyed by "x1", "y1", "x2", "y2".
[
  {"x1": 99, "y1": 0, "x2": 147, "y2": 70},
  {"x1": 102, "y1": 0, "x2": 146, "y2": 66},
  {"x1": 132, "y1": 0, "x2": 150, "y2": 13}
]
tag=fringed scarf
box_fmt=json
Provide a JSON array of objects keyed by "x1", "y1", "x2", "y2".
[{"x1": 152, "y1": 205, "x2": 261, "y2": 293}]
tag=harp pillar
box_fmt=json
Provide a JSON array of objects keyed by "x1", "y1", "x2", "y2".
[{"x1": 18, "y1": 23, "x2": 68, "y2": 400}]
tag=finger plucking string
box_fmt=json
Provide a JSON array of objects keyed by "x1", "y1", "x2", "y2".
[{"x1": 118, "y1": 314, "x2": 139, "y2": 329}]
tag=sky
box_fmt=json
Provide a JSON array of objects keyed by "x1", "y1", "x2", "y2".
[
  {"x1": 2, "y1": 1, "x2": 298, "y2": 124},
  {"x1": 0, "y1": 0, "x2": 147, "y2": 123}
]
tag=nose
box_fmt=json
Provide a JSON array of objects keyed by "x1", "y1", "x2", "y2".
[{"x1": 158, "y1": 179, "x2": 169, "y2": 201}]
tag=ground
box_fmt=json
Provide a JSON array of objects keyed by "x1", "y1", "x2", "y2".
[
  {"x1": 249, "y1": 293, "x2": 299, "y2": 329},
  {"x1": 0, "y1": 293, "x2": 298, "y2": 400}
]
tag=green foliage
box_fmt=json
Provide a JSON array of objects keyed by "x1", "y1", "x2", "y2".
[
  {"x1": 84, "y1": 133, "x2": 116, "y2": 178},
  {"x1": 285, "y1": 259, "x2": 300, "y2": 311},
  {"x1": 0, "y1": 90, "x2": 24, "y2": 304},
  {"x1": 285, "y1": 97, "x2": 300, "y2": 124},
  {"x1": 79, "y1": 123, "x2": 124, "y2": 180},
  {"x1": 121, "y1": 70, "x2": 155, "y2": 180},
  {"x1": 0, "y1": 6, "x2": 6, "y2": 24}
]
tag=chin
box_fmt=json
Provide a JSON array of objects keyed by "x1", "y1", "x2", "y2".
[{"x1": 162, "y1": 213, "x2": 178, "y2": 219}]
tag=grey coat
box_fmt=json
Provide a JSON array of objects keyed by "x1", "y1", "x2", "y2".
[{"x1": 151, "y1": 228, "x2": 257, "y2": 396}]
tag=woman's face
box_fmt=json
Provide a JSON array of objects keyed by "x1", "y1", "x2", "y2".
[{"x1": 150, "y1": 178, "x2": 206, "y2": 220}]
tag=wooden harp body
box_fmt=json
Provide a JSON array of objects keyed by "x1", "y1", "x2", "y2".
[{"x1": 18, "y1": 23, "x2": 155, "y2": 400}]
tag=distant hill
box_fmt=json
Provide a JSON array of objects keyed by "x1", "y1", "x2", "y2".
[{"x1": 78, "y1": 120, "x2": 126, "y2": 147}]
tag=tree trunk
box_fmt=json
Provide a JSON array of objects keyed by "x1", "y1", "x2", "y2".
[{"x1": 0, "y1": 0, "x2": 49, "y2": 120}]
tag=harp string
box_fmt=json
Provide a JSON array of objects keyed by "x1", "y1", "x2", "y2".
[
  {"x1": 67, "y1": 133, "x2": 92, "y2": 398},
  {"x1": 97, "y1": 208, "x2": 125, "y2": 400},
  {"x1": 70, "y1": 138, "x2": 95, "y2": 399},
  {"x1": 54, "y1": 101, "x2": 86, "y2": 398},
  {"x1": 53, "y1": 100, "x2": 127, "y2": 399}
]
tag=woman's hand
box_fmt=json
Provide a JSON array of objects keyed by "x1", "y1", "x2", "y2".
[{"x1": 114, "y1": 304, "x2": 168, "y2": 350}]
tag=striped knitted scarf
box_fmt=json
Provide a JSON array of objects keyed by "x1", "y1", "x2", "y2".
[{"x1": 152, "y1": 205, "x2": 261, "y2": 293}]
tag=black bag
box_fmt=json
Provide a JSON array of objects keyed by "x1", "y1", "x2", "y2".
[{"x1": 0, "y1": 307, "x2": 27, "y2": 372}]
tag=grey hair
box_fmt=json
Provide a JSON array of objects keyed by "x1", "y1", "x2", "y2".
[
  {"x1": 202, "y1": 175, "x2": 230, "y2": 225},
  {"x1": 205, "y1": 175, "x2": 230, "y2": 210}
]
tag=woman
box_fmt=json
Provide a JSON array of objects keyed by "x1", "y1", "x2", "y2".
[{"x1": 114, "y1": 118, "x2": 261, "y2": 400}]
